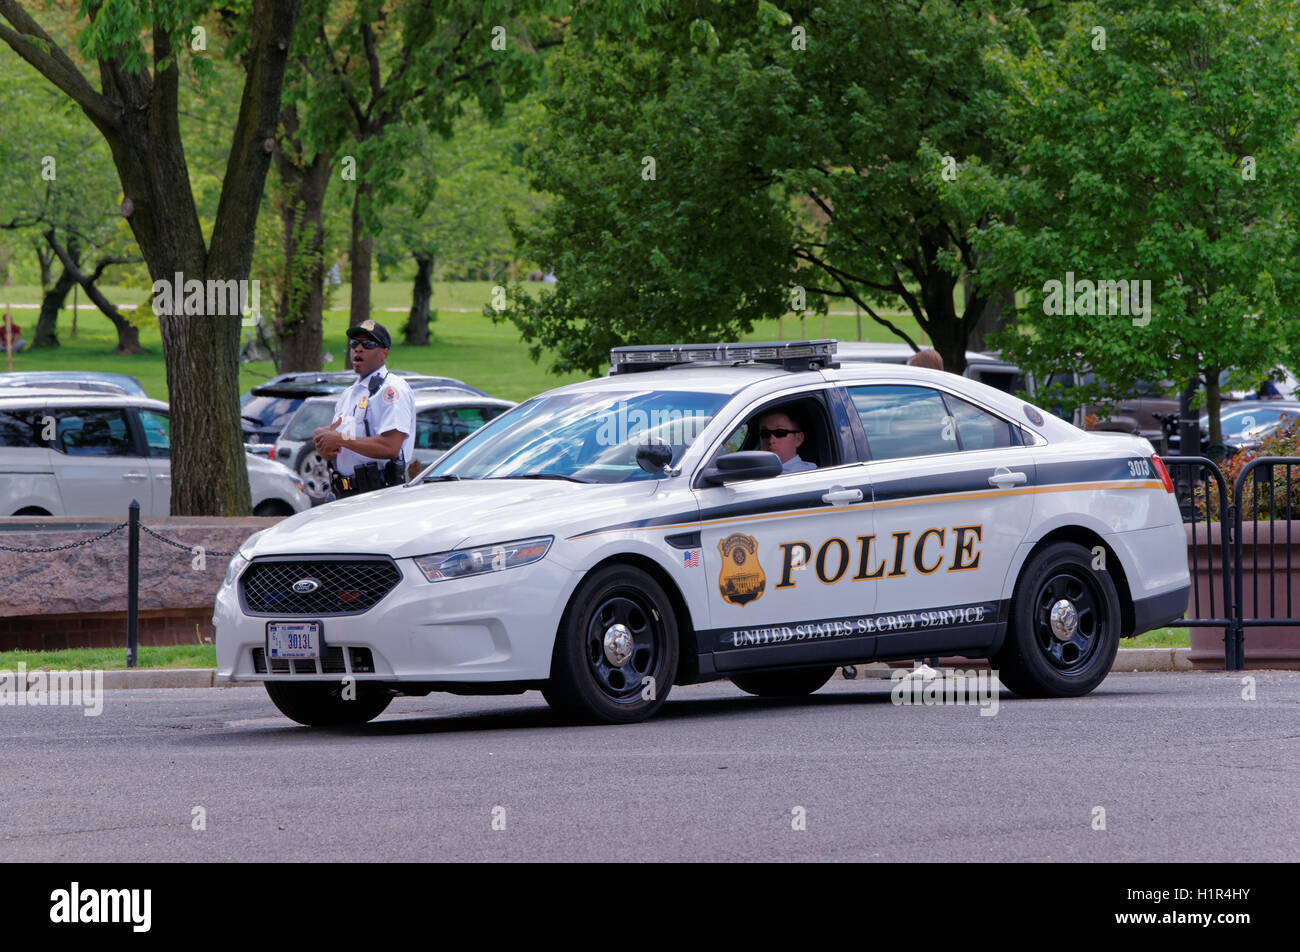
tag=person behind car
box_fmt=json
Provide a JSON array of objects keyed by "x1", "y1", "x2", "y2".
[
  {"x1": 758, "y1": 409, "x2": 815, "y2": 473},
  {"x1": 311, "y1": 319, "x2": 415, "y2": 498},
  {"x1": 1, "y1": 319, "x2": 27, "y2": 354},
  {"x1": 907, "y1": 347, "x2": 944, "y2": 370}
]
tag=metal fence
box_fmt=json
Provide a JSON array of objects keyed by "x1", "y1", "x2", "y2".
[{"x1": 1165, "y1": 454, "x2": 1300, "y2": 670}]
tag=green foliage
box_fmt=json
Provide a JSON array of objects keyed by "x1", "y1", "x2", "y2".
[
  {"x1": 505, "y1": 0, "x2": 1034, "y2": 375},
  {"x1": 968, "y1": 0, "x2": 1300, "y2": 439}
]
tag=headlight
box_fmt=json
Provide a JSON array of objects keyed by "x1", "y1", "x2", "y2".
[
  {"x1": 414, "y1": 536, "x2": 553, "y2": 582},
  {"x1": 223, "y1": 551, "x2": 250, "y2": 588}
]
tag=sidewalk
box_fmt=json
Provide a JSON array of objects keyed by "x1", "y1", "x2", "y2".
[{"x1": 98, "y1": 647, "x2": 1195, "y2": 689}]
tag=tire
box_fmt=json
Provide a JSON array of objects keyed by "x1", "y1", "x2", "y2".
[
  {"x1": 991, "y1": 541, "x2": 1122, "y2": 698},
  {"x1": 542, "y1": 565, "x2": 679, "y2": 724},
  {"x1": 296, "y1": 448, "x2": 332, "y2": 501},
  {"x1": 731, "y1": 667, "x2": 836, "y2": 698},
  {"x1": 264, "y1": 680, "x2": 393, "y2": 726}
]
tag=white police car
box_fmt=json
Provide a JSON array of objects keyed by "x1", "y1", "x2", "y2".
[{"x1": 214, "y1": 341, "x2": 1190, "y2": 725}]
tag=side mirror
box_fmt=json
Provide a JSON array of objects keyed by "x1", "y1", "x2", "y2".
[
  {"x1": 636, "y1": 440, "x2": 674, "y2": 475},
  {"x1": 700, "y1": 450, "x2": 783, "y2": 486}
]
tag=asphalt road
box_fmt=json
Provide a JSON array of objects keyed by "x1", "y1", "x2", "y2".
[{"x1": 2, "y1": 672, "x2": 1296, "y2": 862}]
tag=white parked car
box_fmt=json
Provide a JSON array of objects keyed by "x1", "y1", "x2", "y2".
[
  {"x1": 0, "y1": 388, "x2": 310, "y2": 517},
  {"x1": 215, "y1": 341, "x2": 1190, "y2": 726}
]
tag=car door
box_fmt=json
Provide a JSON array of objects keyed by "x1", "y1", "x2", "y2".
[
  {"x1": 135, "y1": 408, "x2": 173, "y2": 515},
  {"x1": 846, "y1": 383, "x2": 1038, "y2": 659},
  {"x1": 49, "y1": 405, "x2": 154, "y2": 517},
  {"x1": 692, "y1": 386, "x2": 879, "y2": 673}
]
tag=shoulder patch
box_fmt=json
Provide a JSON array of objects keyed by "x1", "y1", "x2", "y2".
[{"x1": 383, "y1": 385, "x2": 398, "y2": 403}]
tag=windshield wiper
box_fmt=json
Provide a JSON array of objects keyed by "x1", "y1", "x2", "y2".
[
  {"x1": 487, "y1": 473, "x2": 593, "y2": 483},
  {"x1": 419, "y1": 474, "x2": 463, "y2": 483}
]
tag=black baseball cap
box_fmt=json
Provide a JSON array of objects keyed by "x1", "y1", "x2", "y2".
[{"x1": 346, "y1": 319, "x2": 391, "y2": 349}]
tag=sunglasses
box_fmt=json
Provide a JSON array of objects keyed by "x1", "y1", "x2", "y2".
[
  {"x1": 349, "y1": 339, "x2": 382, "y2": 350},
  {"x1": 759, "y1": 427, "x2": 800, "y2": 439}
]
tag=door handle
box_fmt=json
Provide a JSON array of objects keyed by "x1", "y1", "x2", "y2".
[
  {"x1": 822, "y1": 486, "x2": 864, "y2": 505},
  {"x1": 123, "y1": 472, "x2": 148, "y2": 481},
  {"x1": 988, "y1": 468, "x2": 1027, "y2": 488},
  {"x1": 155, "y1": 474, "x2": 171, "y2": 480}
]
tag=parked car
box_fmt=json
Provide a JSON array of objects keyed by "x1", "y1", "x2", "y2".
[
  {"x1": 271, "y1": 389, "x2": 515, "y2": 502},
  {"x1": 215, "y1": 339, "x2": 1189, "y2": 726},
  {"x1": 0, "y1": 388, "x2": 309, "y2": 517},
  {"x1": 832, "y1": 342, "x2": 1032, "y2": 397},
  {"x1": 1200, "y1": 401, "x2": 1300, "y2": 455},
  {"x1": 240, "y1": 371, "x2": 489, "y2": 444},
  {"x1": 0, "y1": 370, "x2": 148, "y2": 397}
]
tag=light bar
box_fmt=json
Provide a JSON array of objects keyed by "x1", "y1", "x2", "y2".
[{"x1": 609, "y1": 340, "x2": 839, "y2": 374}]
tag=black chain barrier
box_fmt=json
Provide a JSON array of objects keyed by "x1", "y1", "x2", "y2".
[{"x1": 0, "y1": 523, "x2": 127, "y2": 553}]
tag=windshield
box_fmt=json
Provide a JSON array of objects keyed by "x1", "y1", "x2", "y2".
[{"x1": 427, "y1": 389, "x2": 729, "y2": 483}]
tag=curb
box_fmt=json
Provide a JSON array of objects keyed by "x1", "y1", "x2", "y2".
[{"x1": 86, "y1": 648, "x2": 1196, "y2": 689}]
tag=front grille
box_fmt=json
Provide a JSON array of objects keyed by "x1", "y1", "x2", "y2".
[
  {"x1": 252, "y1": 646, "x2": 374, "y2": 675},
  {"x1": 240, "y1": 558, "x2": 401, "y2": 615}
]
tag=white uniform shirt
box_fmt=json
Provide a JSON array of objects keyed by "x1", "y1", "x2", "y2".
[
  {"x1": 332, "y1": 365, "x2": 416, "y2": 476},
  {"x1": 781, "y1": 454, "x2": 816, "y2": 474}
]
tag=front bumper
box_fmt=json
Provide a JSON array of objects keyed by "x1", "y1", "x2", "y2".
[{"x1": 214, "y1": 555, "x2": 575, "y2": 683}]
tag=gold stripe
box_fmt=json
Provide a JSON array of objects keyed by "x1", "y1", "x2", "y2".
[{"x1": 567, "y1": 479, "x2": 1165, "y2": 540}]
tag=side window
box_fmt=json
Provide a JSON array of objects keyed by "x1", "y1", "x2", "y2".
[
  {"x1": 0, "y1": 408, "x2": 47, "y2": 447},
  {"x1": 943, "y1": 394, "x2": 1020, "y2": 451},
  {"x1": 850, "y1": 386, "x2": 954, "y2": 460},
  {"x1": 416, "y1": 410, "x2": 451, "y2": 451},
  {"x1": 137, "y1": 409, "x2": 171, "y2": 458},
  {"x1": 712, "y1": 395, "x2": 838, "y2": 473},
  {"x1": 57, "y1": 408, "x2": 136, "y2": 457}
]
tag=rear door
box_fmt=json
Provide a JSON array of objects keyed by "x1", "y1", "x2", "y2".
[
  {"x1": 135, "y1": 408, "x2": 173, "y2": 515},
  {"x1": 846, "y1": 383, "x2": 1038, "y2": 659},
  {"x1": 49, "y1": 405, "x2": 154, "y2": 516}
]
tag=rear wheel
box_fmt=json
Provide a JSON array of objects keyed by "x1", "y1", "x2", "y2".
[
  {"x1": 992, "y1": 541, "x2": 1121, "y2": 698},
  {"x1": 264, "y1": 680, "x2": 393, "y2": 726},
  {"x1": 542, "y1": 565, "x2": 678, "y2": 724},
  {"x1": 297, "y1": 449, "x2": 332, "y2": 501},
  {"x1": 731, "y1": 667, "x2": 836, "y2": 698}
]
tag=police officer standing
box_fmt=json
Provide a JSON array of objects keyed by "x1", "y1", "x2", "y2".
[{"x1": 312, "y1": 319, "x2": 416, "y2": 498}]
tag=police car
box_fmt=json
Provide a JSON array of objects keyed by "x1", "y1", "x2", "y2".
[{"x1": 214, "y1": 341, "x2": 1190, "y2": 725}]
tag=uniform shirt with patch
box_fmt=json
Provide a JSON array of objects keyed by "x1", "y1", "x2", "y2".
[{"x1": 332, "y1": 364, "x2": 415, "y2": 476}]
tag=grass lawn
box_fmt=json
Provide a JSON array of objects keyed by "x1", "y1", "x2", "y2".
[
  {"x1": 2, "y1": 280, "x2": 929, "y2": 402},
  {"x1": 0, "y1": 645, "x2": 217, "y2": 671},
  {"x1": 1121, "y1": 627, "x2": 1191, "y2": 648}
]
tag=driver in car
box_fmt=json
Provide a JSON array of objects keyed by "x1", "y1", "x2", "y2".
[{"x1": 758, "y1": 409, "x2": 815, "y2": 473}]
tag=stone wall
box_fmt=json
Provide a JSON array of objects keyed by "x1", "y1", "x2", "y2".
[{"x1": 0, "y1": 516, "x2": 278, "y2": 652}]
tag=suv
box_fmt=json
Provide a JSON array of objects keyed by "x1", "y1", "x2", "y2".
[
  {"x1": 832, "y1": 342, "x2": 1033, "y2": 397},
  {"x1": 0, "y1": 388, "x2": 310, "y2": 517},
  {"x1": 271, "y1": 389, "x2": 515, "y2": 502},
  {"x1": 240, "y1": 371, "x2": 490, "y2": 445},
  {"x1": 0, "y1": 371, "x2": 149, "y2": 397}
]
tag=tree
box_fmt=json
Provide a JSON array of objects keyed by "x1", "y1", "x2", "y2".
[
  {"x1": 0, "y1": 0, "x2": 301, "y2": 514},
  {"x1": 503, "y1": 0, "x2": 1037, "y2": 375},
  {"x1": 967, "y1": 0, "x2": 1300, "y2": 446},
  {"x1": 0, "y1": 51, "x2": 142, "y2": 352},
  {"x1": 387, "y1": 97, "x2": 549, "y2": 346}
]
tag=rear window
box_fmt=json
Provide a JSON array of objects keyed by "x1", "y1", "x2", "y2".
[
  {"x1": 283, "y1": 401, "x2": 338, "y2": 441},
  {"x1": 242, "y1": 395, "x2": 304, "y2": 431}
]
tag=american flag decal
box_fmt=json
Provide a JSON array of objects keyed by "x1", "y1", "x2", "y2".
[{"x1": 683, "y1": 548, "x2": 701, "y2": 568}]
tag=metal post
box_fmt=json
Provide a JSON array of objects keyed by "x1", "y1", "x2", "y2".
[{"x1": 127, "y1": 500, "x2": 140, "y2": 668}]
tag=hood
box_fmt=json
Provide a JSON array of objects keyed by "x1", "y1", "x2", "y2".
[{"x1": 244, "y1": 478, "x2": 651, "y2": 558}]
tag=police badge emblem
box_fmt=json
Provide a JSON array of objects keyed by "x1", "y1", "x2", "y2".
[{"x1": 717, "y1": 533, "x2": 765, "y2": 606}]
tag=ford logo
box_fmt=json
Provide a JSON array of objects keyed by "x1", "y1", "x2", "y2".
[{"x1": 292, "y1": 578, "x2": 321, "y2": 594}]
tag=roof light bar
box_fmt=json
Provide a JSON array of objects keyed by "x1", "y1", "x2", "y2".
[{"x1": 609, "y1": 340, "x2": 839, "y2": 375}]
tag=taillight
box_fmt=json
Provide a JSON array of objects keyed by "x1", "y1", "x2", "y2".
[{"x1": 1151, "y1": 455, "x2": 1175, "y2": 493}]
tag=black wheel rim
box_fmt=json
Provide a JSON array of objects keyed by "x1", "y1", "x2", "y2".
[
  {"x1": 584, "y1": 592, "x2": 662, "y2": 702},
  {"x1": 1032, "y1": 570, "x2": 1107, "y2": 674}
]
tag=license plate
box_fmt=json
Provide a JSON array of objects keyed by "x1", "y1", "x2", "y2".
[{"x1": 267, "y1": 621, "x2": 321, "y2": 660}]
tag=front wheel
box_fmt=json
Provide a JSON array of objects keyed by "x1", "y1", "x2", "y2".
[
  {"x1": 730, "y1": 667, "x2": 836, "y2": 698},
  {"x1": 992, "y1": 541, "x2": 1121, "y2": 698},
  {"x1": 265, "y1": 680, "x2": 393, "y2": 726},
  {"x1": 542, "y1": 565, "x2": 679, "y2": 724}
]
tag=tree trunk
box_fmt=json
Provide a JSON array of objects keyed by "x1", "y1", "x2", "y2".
[
  {"x1": 273, "y1": 127, "x2": 332, "y2": 373},
  {"x1": 34, "y1": 238, "x2": 54, "y2": 291},
  {"x1": 1204, "y1": 365, "x2": 1222, "y2": 449},
  {"x1": 349, "y1": 181, "x2": 374, "y2": 328},
  {"x1": 33, "y1": 265, "x2": 76, "y2": 348},
  {"x1": 405, "y1": 254, "x2": 433, "y2": 346},
  {"x1": 44, "y1": 231, "x2": 142, "y2": 354}
]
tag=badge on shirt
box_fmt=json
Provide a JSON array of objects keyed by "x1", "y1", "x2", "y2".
[
  {"x1": 383, "y1": 386, "x2": 398, "y2": 403},
  {"x1": 359, "y1": 395, "x2": 368, "y2": 410}
]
